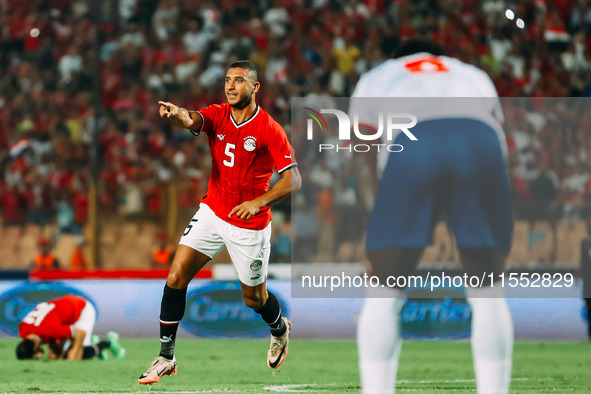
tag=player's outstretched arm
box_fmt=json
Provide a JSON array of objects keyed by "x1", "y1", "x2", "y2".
[
  {"x1": 229, "y1": 167, "x2": 302, "y2": 221},
  {"x1": 158, "y1": 101, "x2": 203, "y2": 130}
]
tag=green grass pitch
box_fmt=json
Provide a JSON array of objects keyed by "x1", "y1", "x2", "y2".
[{"x1": 0, "y1": 338, "x2": 590, "y2": 392}]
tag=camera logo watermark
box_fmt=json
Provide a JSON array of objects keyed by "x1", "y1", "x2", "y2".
[{"x1": 303, "y1": 107, "x2": 418, "y2": 152}]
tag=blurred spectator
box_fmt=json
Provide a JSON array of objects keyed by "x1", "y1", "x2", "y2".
[
  {"x1": 120, "y1": 173, "x2": 144, "y2": 219},
  {"x1": 1, "y1": 182, "x2": 26, "y2": 227},
  {"x1": 291, "y1": 194, "x2": 318, "y2": 262},
  {"x1": 316, "y1": 187, "x2": 335, "y2": 261},
  {"x1": 69, "y1": 235, "x2": 88, "y2": 271},
  {"x1": 151, "y1": 230, "x2": 173, "y2": 267},
  {"x1": 270, "y1": 211, "x2": 291, "y2": 262},
  {"x1": 56, "y1": 191, "x2": 79, "y2": 236},
  {"x1": 31, "y1": 237, "x2": 60, "y2": 269},
  {"x1": 152, "y1": 0, "x2": 179, "y2": 42},
  {"x1": 72, "y1": 177, "x2": 89, "y2": 229},
  {"x1": 272, "y1": 226, "x2": 292, "y2": 263},
  {"x1": 24, "y1": 170, "x2": 53, "y2": 229},
  {"x1": 183, "y1": 19, "x2": 210, "y2": 56},
  {"x1": 58, "y1": 46, "x2": 83, "y2": 85},
  {"x1": 264, "y1": 0, "x2": 289, "y2": 38},
  {"x1": 120, "y1": 21, "x2": 146, "y2": 49}
]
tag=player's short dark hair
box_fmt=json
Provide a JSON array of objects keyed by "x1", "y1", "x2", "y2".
[
  {"x1": 229, "y1": 60, "x2": 258, "y2": 82},
  {"x1": 393, "y1": 38, "x2": 446, "y2": 59},
  {"x1": 380, "y1": 35, "x2": 400, "y2": 58},
  {"x1": 16, "y1": 339, "x2": 36, "y2": 360}
]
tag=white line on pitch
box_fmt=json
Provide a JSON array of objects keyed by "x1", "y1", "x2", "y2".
[
  {"x1": 133, "y1": 390, "x2": 242, "y2": 393},
  {"x1": 399, "y1": 377, "x2": 530, "y2": 384},
  {"x1": 263, "y1": 383, "x2": 338, "y2": 392}
]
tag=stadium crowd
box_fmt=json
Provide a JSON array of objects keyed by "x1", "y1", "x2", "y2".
[{"x1": 1, "y1": 0, "x2": 591, "y2": 266}]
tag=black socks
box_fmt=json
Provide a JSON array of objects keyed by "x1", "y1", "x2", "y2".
[
  {"x1": 157, "y1": 285, "x2": 285, "y2": 360},
  {"x1": 83, "y1": 340, "x2": 110, "y2": 359},
  {"x1": 256, "y1": 291, "x2": 286, "y2": 337},
  {"x1": 159, "y1": 284, "x2": 187, "y2": 359}
]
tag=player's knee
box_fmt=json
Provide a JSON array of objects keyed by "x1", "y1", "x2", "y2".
[
  {"x1": 243, "y1": 293, "x2": 264, "y2": 310},
  {"x1": 166, "y1": 271, "x2": 189, "y2": 288}
]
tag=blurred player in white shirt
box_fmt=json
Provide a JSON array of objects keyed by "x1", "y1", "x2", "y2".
[{"x1": 351, "y1": 38, "x2": 514, "y2": 394}]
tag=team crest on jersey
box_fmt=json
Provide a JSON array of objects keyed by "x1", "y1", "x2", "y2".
[
  {"x1": 243, "y1": 136, "x2": 257, "y2": 152},
  {"x1": 250, "y1": 261, "x2": 262, "y2": 271}
]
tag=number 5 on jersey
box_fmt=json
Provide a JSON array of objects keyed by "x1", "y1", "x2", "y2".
[{"x1": 223, "y1": 143, "x2": 235, "y2": 167}]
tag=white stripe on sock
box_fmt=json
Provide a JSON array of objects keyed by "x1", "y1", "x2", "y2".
[
  {"x1": 159, "y1": 319, "x2": 181, "y2": 324},
  {"x1": 270, "y1": 308, "x2": 282, "y2": 326}
]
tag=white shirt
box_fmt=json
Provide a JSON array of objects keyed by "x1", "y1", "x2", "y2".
[
  {"x1": 349, "y1": 53, "x2": 504, "y2": 139},
  {"x1": 348, "y1": 53, "x2": 507, "y2": 174},
  {"x1": 58, "y1": 53, "x2": 83, "y2": 84}
]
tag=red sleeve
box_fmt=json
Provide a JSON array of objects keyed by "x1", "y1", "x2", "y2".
[
  {"x1": 191, "y1": 104, "x2": 223, "y2": 136},
  {"x1": 266, "y1": 120, "x2": 297, "y2": 174}
]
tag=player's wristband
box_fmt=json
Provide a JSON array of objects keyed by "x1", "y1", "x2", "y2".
[{"x1": 189, "y1": 111, "x2": 205, "y2": 136}]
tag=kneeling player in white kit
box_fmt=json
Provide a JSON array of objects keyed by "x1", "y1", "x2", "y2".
[{"x1": 350, "y1": 39, "x2": 514, "y2": 394}]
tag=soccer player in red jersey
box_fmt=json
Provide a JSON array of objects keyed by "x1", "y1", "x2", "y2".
[
  {"x1": 16, "y1": 295, "x2": 123, "y2": 360},
  {"x1": 139, "y1": 60, "x2": 301, "y2": 385}
]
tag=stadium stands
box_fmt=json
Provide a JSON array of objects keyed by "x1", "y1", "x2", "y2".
[{"x1": 1, "y1": 0, "x2": 591, "y2": 268}]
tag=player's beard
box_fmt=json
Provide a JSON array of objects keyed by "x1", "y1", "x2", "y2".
[{"x1": 228, "y1": 90, "x2": 252, "y2": 109}]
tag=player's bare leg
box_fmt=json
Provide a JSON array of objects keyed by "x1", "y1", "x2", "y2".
[
  {"x1": 166, "y1": 245, "x2": 211, "y2": 289},
  {"x1": 240, "y1": 281, "x2": 291, "y2": 368},
  {"x1": 358, "y1": 248, "x2": 422, "y2": 394},
  {"x1": 460, "y1": 248, "x2": 513, "y2": 394},
  {"x1": 139, "y1": 245, "x2": 210, "y2": 385}
]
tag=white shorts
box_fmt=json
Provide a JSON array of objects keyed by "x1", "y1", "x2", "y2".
[
  {"x1": 73, "y1": 301, "x2": 96, "y2": 346},
  {"x1": 179, "y1": 203, "x2": 271, "y2": 286}
]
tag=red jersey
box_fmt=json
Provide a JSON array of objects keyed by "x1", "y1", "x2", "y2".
[
  {"x1": 193, "y1": 103, "x2": 296, "y2": 230},
  {"x1": 18, "y1": 295, "x2": 87, "y2": 343}
]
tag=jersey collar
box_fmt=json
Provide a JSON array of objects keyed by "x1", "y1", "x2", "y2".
[{"x1": 230, "y1": 105, "x2": 260, "y2": 128}]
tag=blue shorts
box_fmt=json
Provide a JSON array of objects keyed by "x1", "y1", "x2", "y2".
[{"x1": 366, "y1": 118, "x2": 514, "y2": 253}]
